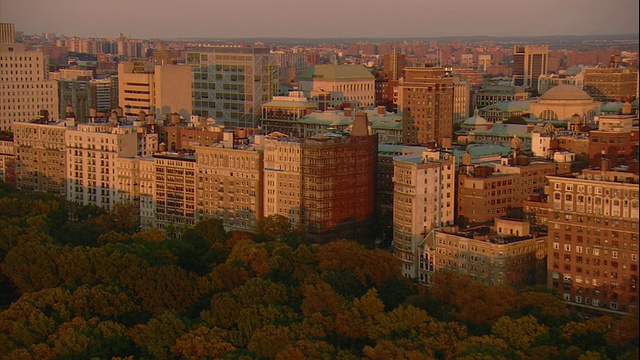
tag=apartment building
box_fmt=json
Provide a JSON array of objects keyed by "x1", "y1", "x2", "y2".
[
  {"x1": 263, "y1": 133, "x2": 303, "y2": 227},
  {"x1": 195, "y1": 136, "x2": 264, "y2": 232},
  {"x1": 153, "y1": 152, "x2": 197, "y2": 233},
  {"x1": 547, "y1": 169, "x2": 639, "y2": 313},
  {"x1": 66, "y1": 123, "x2": 137, "y2": 210},
  {"x1": 457, "y1": 154, "x2": 557, "y2": 225},
  {"x1": 0, "y1": 137, "x2": 14, "y2": 185},
  {"x1": 584, "y1": 67, "x2": 638, "y2": 102},
  {"x1": 393, "y1": 149, "x2": 456, "y2": 278},
  {"x1": 0, "y1": 43, "x2": 58, "y2": 131},
  {"x1": 420, "y1": 218, "x2": 547, "y2": 286},
  {"x1": 13, "y1": 119, "x2": 69, "y2": 195},
  {"x1": 398, "y1": 67, "x2": 454, "y2": 147}
]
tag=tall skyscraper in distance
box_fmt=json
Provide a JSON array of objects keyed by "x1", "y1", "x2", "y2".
[
  {"x1": 383, "y1": 49, "x2": 406, "y2": 81},
  {"x1": 513, "y1": 45, "x2": 548, "y2": 92},
  {"x1": 0, "y1": 43, "x2": 59, "y2": 131},
  {"x1": 398, "y1": 66, "x2": 454, "y2": 147},
  {"x1": 0, "y1": 23, "x2": 15, "y2": 43},
  {"x1": 186, "y1": 46, "x2": 279, "y2": 128}
]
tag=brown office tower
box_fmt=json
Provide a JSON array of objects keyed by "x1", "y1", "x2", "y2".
[
  {"x1": 547, "y1": 169, "x2": 639, "y2": 313},
  {"x1": 399, "y1": 67, "x2": 454, "y2": 147},
  {"x1": 301, "y1": 112, "x2": 377, "y2": 242}
]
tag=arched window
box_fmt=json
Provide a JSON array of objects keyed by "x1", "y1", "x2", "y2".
[{"x1": 540, "y1": 110, "x2": 558, "y2": 121}]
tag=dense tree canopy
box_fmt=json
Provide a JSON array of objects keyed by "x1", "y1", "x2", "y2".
[{"x1": 0, "y1": 185, "x2": 637, "y2": 359}]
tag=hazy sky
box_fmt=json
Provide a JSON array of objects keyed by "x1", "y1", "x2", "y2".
[{"x1": 1, "y1": 0, "x2": 638, "y2": 39}]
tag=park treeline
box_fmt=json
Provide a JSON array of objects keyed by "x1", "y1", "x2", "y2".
[{"x1": 0, "y1": 184, "x2": 637, "y2": 359}]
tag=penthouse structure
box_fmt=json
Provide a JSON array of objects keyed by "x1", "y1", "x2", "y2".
[
  {"x1": 547, "y1": 169, "x2": 639, "y2": 313},
  {"x1": 393, "y1": 149, "x2": 456, "y2": 278},
  {"x1": 420, "y1": 218, "x2": 547, "y2": 286},
  {"x1": 186, "y1": 46, "x2": 279, "y2": 128},
  {"x1": 0, "y1": 43, "x2": 58, "y2": 131}
]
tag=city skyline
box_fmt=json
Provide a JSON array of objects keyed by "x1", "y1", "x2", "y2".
[{"x1": 1, "y1": 0, "x2": 638, "y2": 40}]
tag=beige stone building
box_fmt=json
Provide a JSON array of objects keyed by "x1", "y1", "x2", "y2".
[
  {"x1": 420, "y1": 218, "x2": 547, "y2": 286},
  {"x1": 263, "y1": 133, "x2": 302, "y2": 227},
  {"x1": 13, "y1": 120, "x2": 68, "y2": 195},
  {"x1": 297, "y1": 64, "x2": 376, "y2": 108},
  {"x1": 0, "y1": 43, "x2": 58, "y2": 130},
  {"x1": 118, "y1": 60, "x2": 192, "y2": 119},
  {"x1": 139, "y1": 157, "x2": 156, "y2": 230},
  {"x1": 66, "y1": 123, "x2": 138, "y2": 209},
  {"x1": 529, "y1": 85, "x2": 601, "y2": 122},
  {"x1": 195, "y1": 137, "x2": 264, "y2": 232},
  {"x1": 393, "y1": 149, "x2": 456, "y2": 278}
]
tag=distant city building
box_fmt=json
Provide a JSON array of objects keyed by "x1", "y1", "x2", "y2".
[
  {"x1": 0, "y1": 43, "x2": 59, "y2": 131},
  {"x1": 186, "y1": 46, "x2": 279, "y2": 128},
  {"x1": 0, "y1": 23, "x2": 15, "y2": 44},
  {"x1": 398, "y1": 67, "x2": 454, "y2": 147},
  {"x1": 297, "y1": 64, "x2": 376, "y2": 109},
  {"x1": 538, "y1": 72, "x2": 585, "y2": 95},
  {"x1": 513, "y1": 45, "x2": 548, "y2": 92},
  {"x1": 473, "y1": 85, "x2": 530, "y2": 109},
  {"x1": 66, "y1": 123, "x2": 138, "y2": 210}
]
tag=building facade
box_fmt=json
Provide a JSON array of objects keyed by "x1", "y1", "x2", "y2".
[
  {"x1": 186, "y1": 46, "x2": 278, "y2": 128},
  {"x1": 393, "y1": 149, "x2": 456, "y2": 278},
  {"x1": 547, "y1": 170, "x2": 639, "y2": 313},
  {"x1": 398, "y1": 67, "x2": 454, "y2": 147},
  {"x1": 0, "y1": 43, "x2": 58, "y2": 130},
  {"x1": 513, "y1": 45, "x2": 548, "y2": 92}
]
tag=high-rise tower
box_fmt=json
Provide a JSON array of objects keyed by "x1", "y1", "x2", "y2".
[{"x1": 512, "y1": 45, "x2": 548, "y2": 92}]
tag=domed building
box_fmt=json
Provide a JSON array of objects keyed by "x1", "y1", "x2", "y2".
[{"x1": 529, "y1": 84, "x2": 600, "y2": 122}]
